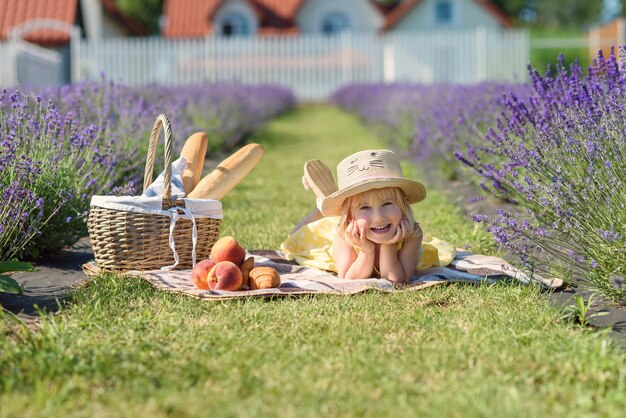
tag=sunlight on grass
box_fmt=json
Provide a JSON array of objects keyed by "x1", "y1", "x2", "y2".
[{"x1": 1, "y1": 105, "x2": 624, "y2": 417}]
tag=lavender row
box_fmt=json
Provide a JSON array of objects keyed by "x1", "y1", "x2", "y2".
[
  {"x1": 332, "y1": 51, "x2": 625, "y2": 301},
  {"x1": 0, "y1": 81, "x2": 295, "y2": 260},
  {"x1": 331, "y1": 81, "x2": 532, "y2": 178},
  {"x1": 463, "y1": 52, "x2": 626, "y2": 300}
]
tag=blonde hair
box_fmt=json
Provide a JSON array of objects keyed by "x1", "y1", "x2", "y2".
[{"x1": 337, "y1": 187, "x2": 419, "y2": 248}]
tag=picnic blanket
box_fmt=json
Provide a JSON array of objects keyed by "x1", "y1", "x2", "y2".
[{"x1": 82, "y1": 249, "x2": 563, "y2": 301}]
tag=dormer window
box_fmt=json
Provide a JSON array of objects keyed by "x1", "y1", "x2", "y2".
[
  {"x1": 219, "y1": 13, "x2": 251, "y2": 37},
  {"x1": 320, "y1": 12, "x2": 351, "y2": 35},
  {"x1": 435, "y1": 1, "x2": 453, "y2": 24}
]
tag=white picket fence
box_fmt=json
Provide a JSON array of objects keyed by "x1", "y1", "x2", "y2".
[
  {"x1": 79, "y1": 33, "x2": 383, "y2": 100},
  {"x1": 2, "y1": 29, "x2": 530, "y2": 100},
  {"x1": 384, "y1": 28, "x2": 529, "y2": 84},
  {"x1": 0, "y1": 42, "x2": 12, "y2": 86}
]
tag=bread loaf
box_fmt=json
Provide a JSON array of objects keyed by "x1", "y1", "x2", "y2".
[
  {"x1": 187, "y1": 143, "x2": 265, "y2": 200},
  {"x1": 180, "y1": 132, "x2": 208, "y2": 195}
]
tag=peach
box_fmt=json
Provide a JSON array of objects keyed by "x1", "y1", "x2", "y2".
[
  {"x1": 190, "y1": 259, "x2": 216, "y2": 290},
  {"x1": 210, "y1": 236, "x2": 246, "y2": 266},
  {"x1": 207, "y1": 261, "x2": 243, "y2": 291}
]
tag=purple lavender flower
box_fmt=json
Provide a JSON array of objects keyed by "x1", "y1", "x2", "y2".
[
  {"x1": 1, "y1": 80, "x2": 295, "y2": 260},
  {"x1": 611, "y1": 275, "x2": 624, "y2": 290},
  {"x1": 332, "y1": 47, "x2": 626, "y2": 301}
]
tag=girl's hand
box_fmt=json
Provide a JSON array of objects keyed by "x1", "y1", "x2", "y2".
[
  {"x1": 347, "y1": 220, "x2": 375, "y2": 254},
  {"x1": 381, "y1": 219, "x2": 410, "y2": 245}
]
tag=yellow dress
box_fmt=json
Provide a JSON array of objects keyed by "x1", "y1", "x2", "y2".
[{"x1": 280, "y1": 216, "x2": 456, "y2": 273}]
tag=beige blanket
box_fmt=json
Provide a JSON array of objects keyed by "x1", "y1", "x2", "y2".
[
  {"x1": 83, "y1": 250, "x2": 563, "y2": 300},
  {"x1": 82, "y1": 250, "x2": 563, "y2": 301}
]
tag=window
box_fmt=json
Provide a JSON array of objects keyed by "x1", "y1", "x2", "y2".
[
  {"x1": 435, "y1": 1, "x2": 453, "y2": 23},
  {"x1": 320, "y1": 12, "x2": 351, "y2": 35},
  {"x1": 219, "y1": 13, "x2": 251, "y2": 37}
]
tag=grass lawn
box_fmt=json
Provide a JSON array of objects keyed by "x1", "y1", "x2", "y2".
[
  {"x1": 529, "y1": 27, "x2": 592, "y2": 75},
  {"x1": 1, "y1": 105, "x2": 625, "y2": 417}
]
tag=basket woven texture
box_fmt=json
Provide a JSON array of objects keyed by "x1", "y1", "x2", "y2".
[{"x1": 88, "y1": 114, "x2": 221, "y2": 271}]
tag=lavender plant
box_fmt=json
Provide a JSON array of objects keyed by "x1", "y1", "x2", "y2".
[
  {"x1": 331, "y1": 82, "x2": 531, "y2": 179},
  {"x1": 0, "y1": 81, "x2": 295, "y2": 260},
  {"x1": 455, "y1": 50, "x2": 626, "y2": 302},
  {"x1": 0, "y1": 89, "x2": 107, "y2": 259},
  {"x1": 38, "y1": 80, "x2": 295, "y2": 182},
  {"x1": 333, "y1": 54, "x2": 626, "y2": 301}
]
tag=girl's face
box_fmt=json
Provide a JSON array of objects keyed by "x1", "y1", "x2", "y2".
[{"x1": 350, "y1": 190, "x2": 404, "y2": 244}]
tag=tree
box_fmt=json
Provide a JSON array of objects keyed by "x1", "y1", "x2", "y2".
[
  {"x1": 534, "y1": 0, "x2": 602, "y2": 28},
  {"x1": 115, "y1": 0, "x2": 164, "y2": 35},
  {"x1": 619, "y1": 0, "x2": 626, "y2": 18},
  {"x1": 491, "y1": 0, "x2": 602, "y2": 28},
  {"x1": 489, "y1": 0, "x2": 528, "y2": 24},
  {"x1": 374, "y1": 0, "x2": 401, "y2": 6}
]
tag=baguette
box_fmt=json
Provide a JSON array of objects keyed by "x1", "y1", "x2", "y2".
[
  {"x1": 180, "y1": 132, "x2": 208, "y2": 195},
  {"x1": 187, "y1": 143, "x2": 265, "y2": 200}
]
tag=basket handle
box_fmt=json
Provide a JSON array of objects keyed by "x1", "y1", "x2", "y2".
[{"x1": 143, "y1": 114, "x2": 173, "y2": 200}]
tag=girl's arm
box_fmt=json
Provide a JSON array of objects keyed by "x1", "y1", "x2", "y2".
[
  {"x1": 334, "y1": 229, "x2": 376, "y2": 279},
  {"x1": 379, "y1": 223, "x2": 423, "y2": 284}
]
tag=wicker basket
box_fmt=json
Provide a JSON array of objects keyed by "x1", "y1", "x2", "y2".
[{"x1": 88, "y1": 114, "x2": 222, "y2": 271}]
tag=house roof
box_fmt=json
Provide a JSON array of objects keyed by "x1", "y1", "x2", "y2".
[
  {"x1": 382, "y1": 0, "x2": 512, "y2": 31},
  {"x1": 0, "y1": 0, "x2": 146, "y2": 45},
  {"x1": 163, "y1": 0, "x2": 387, "y2": 38},
  {"x1": 249, "y1": 0, "x2": 303, "y2": 36},
  {"x1": 473, "y1": 0, "x2": 512, "y2": 28},
  {"x1": 162, "y1": 0, "x2": 218, "y2": 37},
  {"x1": 162, "y1": 0, "x2": 512, "y2": 38},
  {"x1": 253, "y1": 0, "x2": 304, "y2": 21},
  {"x1": 0, "y1": 0, "x2": 77, "y2": 45},
  {"x1": 162, "y1": 0, "x2": 304, "y2": 37}
]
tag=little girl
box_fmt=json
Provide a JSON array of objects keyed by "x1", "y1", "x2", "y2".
[
  {"x1": 281, "y1": 149, "x2": 455, "y2": 284},
  {"x1": 332, "y1": 186, "x2": 423, "y2": 283}
]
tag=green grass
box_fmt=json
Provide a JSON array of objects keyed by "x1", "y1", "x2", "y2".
[
  {"x1": 530, "y1": 27, "x2": 592, "y2": 75},
  {"x1": 216, "y1": 103, "x2": 380, "y2": 249},
  {"x1": 1, "y1": 105, "x2": 625, "y2": 417}
]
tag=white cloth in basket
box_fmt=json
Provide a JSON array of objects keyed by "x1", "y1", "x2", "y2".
[
  {"x1": 90, "y1": 195, "x2": 223, "y2": 270},
  {"x1": 141, "y1": 157, "x2": 188, "y2": 198}
]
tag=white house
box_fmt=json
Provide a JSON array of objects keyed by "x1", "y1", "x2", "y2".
[
  {"x1": 383, "y1": 0, "x2": 511, "y2": 31},
  {"x1": 294, "y1": 0, "x2": 386, "y2": 34},
  {"x1": 162, "y1": 0, "x2": 511, "y2": 39},
  {"x1": 0, "y1": 0, "x2": 145, "y2": 88}
]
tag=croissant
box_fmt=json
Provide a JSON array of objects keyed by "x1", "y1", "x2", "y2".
[
  {"x1": 248, "y1": 267, "x2": 281, "y2": 290},
  {"x1": 239, "y1": 257, "x2": 255, "y2": 290}
]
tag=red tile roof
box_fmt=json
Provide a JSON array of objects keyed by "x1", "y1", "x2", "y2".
[
  {"x1": 473, "y1": 0, "x2": 512, "y2": 28},
  {"x1": 382, "y1": 0, "x2": 420, "y2": 31},
  {"x1": 162, "y1": 0, "x2": 512, "y2": 38},
  {"x1": 383, "y1": 0, "x2": 512, "y2": 31},
  {"x1": 162, "y1": 0, "x2": 221, "y2": 37},
  {"x1": 0, "y1": 0, "x2": 77, "y2": 45},
  {"x1": 163, "y1": 0, "x2": 388, "y2": 38},
  {"x1": 253, "y1": 0, "x2": 304, "y2": 20},
  {"x1": 162, "y1": 0, "x2": 305, "y2": 37},
  {"x1": 0, "y1": 0, "x2": 146, "y2": 45}
]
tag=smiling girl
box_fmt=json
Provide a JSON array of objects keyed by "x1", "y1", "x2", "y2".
[
  {"x1": 281, "y1": 149, "x2": 455, "y2": 285},
  {"x1": 334, "y1": 186, "x2": 422, "y2": 283}
]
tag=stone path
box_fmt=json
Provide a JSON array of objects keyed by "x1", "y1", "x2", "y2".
[{"x1": 0, "y1": 237, "x2": 93, "y2": 318}]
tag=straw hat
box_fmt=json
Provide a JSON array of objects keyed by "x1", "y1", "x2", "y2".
[{"x1": 320, "y1": 149, "x2": 426, "y2": 217}]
